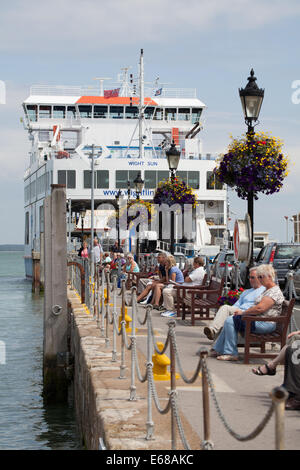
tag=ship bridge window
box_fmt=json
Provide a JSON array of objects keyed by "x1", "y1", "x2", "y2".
[
  {"x1": 79, "y1": 105, "x2": 92, "y2": 118},
  {"x1": 144, "y1": 107, "x2": 155, "y2": 119},
  {"x1": 110, "y1": 106, "x2": 124, "y2": 119},
  {"x1": 58, "y1": 170, "x2": 76, "y2": 188},
  {"x1": 94, "y1": 105, "x2": 108, "y2": 118},
  {"x1": 177, "y1": 171, "x2": 188, "y2": 183},
  {"x1": 192, "y1": 108, "x2": 202, "y2": 124},
  {"x1": 153, "y1": 108, "x2": 163, "y2": 120},
  {"x1": 188, "y1": 171, "x2": 199, "y2": 189},
  {"x1": 67, "y1": 106, "x2": 76, "y2": 118},
  {"x1": 39, "y1": 105, "x2": 52, "y2": 119},
  {"x1": 165, "y1": 108, "x2": 177, "y2": 121},
  {"x1": 26, "y1": 105, "x2": 37, "y2": 122},
  {"x1": 84, "y1": 170, "x2": 109, "y2": 189},
  {"x1": 53, "y1": 106, "x2": 65, "y2": 118},
  {"x1": 116, "y1": 170, "x2": 129, "y2": 188},
  {"x1": 207, "y1": 171, "x2": 223, "y2": 190},
  {"x1": 125, "y1": 106, "x2": 138, "y2": 119},
  {"x1": 178, "y1": 108, "x2": 191, "y2": 121}
]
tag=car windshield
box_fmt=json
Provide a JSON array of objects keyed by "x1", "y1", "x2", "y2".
[{"x1": 275, "y1": 246, "x2": 300, "y2": 259}]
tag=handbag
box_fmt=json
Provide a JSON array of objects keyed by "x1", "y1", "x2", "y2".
[{"x1": 233, "y1": 314, "x2": 256, "y2": 336}]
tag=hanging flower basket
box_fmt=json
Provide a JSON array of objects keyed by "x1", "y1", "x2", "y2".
[
  {"x1": 153, "y1": 177, "x2": 197, "y2": 208},
  {"x1": 214, "y1": 132, "x2": 289, "y2": 200},
  {"x1": 107, "y1": 199, "x2": 154, "y2": 230}
]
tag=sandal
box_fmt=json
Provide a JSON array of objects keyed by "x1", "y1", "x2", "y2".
[
  {"x1": 252, "y1": 364, "x2": 276, "y2": 376},
  {"x1": 217, "y1": 355, "x2": 238, "y2": 361}
]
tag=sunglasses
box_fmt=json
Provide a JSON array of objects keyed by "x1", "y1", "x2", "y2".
[
  {"x1": 249, "y1": 276, "x2": 257, "y2": 279},
  {"x1": 258, "y1": 275, "x2": 265, "y2": 279}
]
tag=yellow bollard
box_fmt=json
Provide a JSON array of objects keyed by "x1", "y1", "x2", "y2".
[
  {"x1": 118, "y1": 307, "x2": 137, "y2": 333},
  {"x1": 152, "y1": 342, "x2": 179, "y2": 381}
]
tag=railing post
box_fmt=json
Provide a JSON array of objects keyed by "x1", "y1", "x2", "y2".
[
  {"x1": 105, "y1": 270, "x2": 110, "y2": 348},
  {"x1": 200, "y1": 351, "x2": 211, "y2": 449},
  {"x1": 270, "y1": 386, "x2": 288, "y2": 450},
  {"x1": 146, "y1": 306, "x2": 154, "y2": 440},
  {"x1": 119, "y1": 279, "x2": 126, "y2": 379},
  {"x1": 169, "y1": 319, "x2": 177, "y2": 450},
  {"x1": 129, "y1": 287, "x2": 137, "y2": 401},
  {"x1": 112, "y1": 276, "x2": 117, "y2": 362}
]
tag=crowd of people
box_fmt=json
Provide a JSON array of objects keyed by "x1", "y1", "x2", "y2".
[{"x1": 76, "y1": 238, "x2": 300, "y2": 411}]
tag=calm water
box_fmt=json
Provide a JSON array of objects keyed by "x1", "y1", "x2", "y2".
[{"x1": 0, "y1": 252, "x2": 81, "y2": 450}]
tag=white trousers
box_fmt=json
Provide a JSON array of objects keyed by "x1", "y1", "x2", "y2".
[{"x1": 211, "y1": 304, "x2": 237, "y2": 334}]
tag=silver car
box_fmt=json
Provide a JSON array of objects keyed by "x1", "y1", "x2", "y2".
[
  {"x1": 210, "y1": 250, "x2": 234, "y2": 280},
  {"x1": 286, "y1": 255, "x2": 300, "y2": 296}
]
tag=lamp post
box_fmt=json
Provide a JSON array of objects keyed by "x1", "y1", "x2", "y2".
[
  {"x1": 133, "y1": 171, "x2": 144, "y2": 261},
  {"x1": 239, "y1": 69, "x2": 264, "y2": 266},
  {"x1": 166, "y1": 141, "x2": 181, "y2": 254},
  {"x1": 80, "y1": 207, "x2": 86, "y2": 241},
  {"x1": 115, "y1": 189, "x2": 123, "y2": 247}
]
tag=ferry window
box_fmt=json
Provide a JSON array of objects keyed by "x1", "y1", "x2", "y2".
[
  {"x1": 58, "y1": 170, "x2": 66, "y2": 186},
  {"x1": 96, "y1": 170, "x2": 109, "y2": 189},
  {"x1": 53, "y1": 106, "x2": 65, "y2": 118},
  {"x1": 31, "y1": 180, "x2": 36, "y2": 200},
  {"x1": 144, "y1": 171, "x2": 157, "y2": 189},
  {"x1": 67, "y1": 170, "x2": 76, "y2": 189},
  {"x1": 26, "y1": 105, "x2": 37, "y2": 122},
  {"x1": 188, "y1": 171, "x2": 199, "y2": 189},
  {"x1": 178, "y1": 108, "x2": 190, "y2": 121},
  {"x1": 129, "y1": 171, "x2": 142, "y2": 186},
  {"x1": 58, "y1": 170, "x2": 76, "y2": 188},
  {"x1": 177, "y1": 171, "x2": 188, "y2": 183},
  {"x1": 67, "y1": 106, "x2": 76, "y2": 118},
  {"x1": 39, "y1": 105, "x2": 52, "y2": 119},
  {"x1": 153, "y1": 108, "x2": 163, "y2": 120},
  {"x1": 192, "y1": 108, "x2": 202, "y2": 124},
  {"x1": 144, "y1": 107, "x2": 155, "y2": 119},
  {"x1": 83, "y1": 170, "x2": 96, "y2": 189},
  {"x1": 25, "y1": 212, "x2": 29, "y2": 245},
  {"x1": 157, "y1": 171, "x2": 170, "y2": 183},
  {"x1": 165, "y1": 108, "x2": 177, "y2": 121},
  {"x1": 116, "y1": 170, "x2": 128, "y2": 188},
  {"x1": 94, "y1": 105, "x2": 108, "y2": 119},
  {"x1": 207, "y1": 171, "x2": 223, "y2": 190},
  {"x1": 79, "y1": 105, "x2": 92, "y2": 118},
  {"x1": 125, "y1": 106, "x2": 138, "y2": 119},
  {"x1": 110, "y1": 106, "x2": 124, "y2": 119}
]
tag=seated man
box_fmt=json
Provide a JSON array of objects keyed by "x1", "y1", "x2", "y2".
[
  {"x1": 203, "y1": 267, "x2": 265, "y2": 341},
  {"x1": 161, "y1": 256, "x2": 205, "y2": 318}
]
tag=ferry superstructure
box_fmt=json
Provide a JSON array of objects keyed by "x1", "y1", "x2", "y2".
[{"x1": 22, "y1": 53, "x2": 227, "y2": 278}]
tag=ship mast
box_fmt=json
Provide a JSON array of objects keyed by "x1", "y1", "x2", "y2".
[{"x1": 139, "y1": 49, "x2": 144, "y2": 159}]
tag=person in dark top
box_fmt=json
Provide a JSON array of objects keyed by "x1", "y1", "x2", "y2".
[
  {"x1": 110, "y1": 241, "x2": 123, "y2": 253},
  {"x1": 136, "y1": 253, "x2": 167, "y2": 304}
]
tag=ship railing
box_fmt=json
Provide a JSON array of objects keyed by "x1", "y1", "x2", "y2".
[{"x1": 205, "y1": 213, "x2": 225, "y2": 226}]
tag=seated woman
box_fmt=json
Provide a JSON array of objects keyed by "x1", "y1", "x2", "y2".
[
  {"x1": 123, "y1": 253, "x2": 140, "y2": 274},
  {"x1": 211, "y1": 264, "x2": 284, "y2": 361},
  {"x1": 252, "y1": 330, "x2": 300, "y2": 410},
  {"x1": 151, "y1": 255, "x2": 184, "y2": 311}
]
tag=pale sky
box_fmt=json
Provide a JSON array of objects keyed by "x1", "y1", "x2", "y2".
[{"x1": 0, "y1": 0, "x2": 300, "y2": 244}]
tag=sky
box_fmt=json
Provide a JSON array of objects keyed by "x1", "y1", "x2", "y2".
[{"x1": 0, "y1": 0, "x2": 300, "y2": 244}]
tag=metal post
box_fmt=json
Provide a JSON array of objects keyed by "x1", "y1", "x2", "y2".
[
  {"x1": 146, "y1": 306, "x2": 154, "y2": 439},
  {"x1": 270, "y1": 386, "x2": 288, "y2": 450},
  {"x1": 112, "y1": 276, "x2": 117, "y2": 362},
  {"x1": 129, "y1": 287, "x2": 137, "y2": 401},
  {"x1": 201, "y1": 351, "x2": 211, "y2": 448},
  {"x1": 90, "y1": 144, "x2": 95, "y2": 316},
  {"x1": 169, "y1": 320, "x2": 177, "y2": 450},
  {"x1": 105, "y1": 270, "x2": 110, "y2": 348},
  {"x1": 119, "y1": 279, "x2": 126, "y2": 379}
]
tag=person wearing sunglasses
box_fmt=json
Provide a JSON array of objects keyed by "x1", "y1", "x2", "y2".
[
  {"x1": 212, "y1": 264, "x2": 284, "y2": 361},
  {"x1": 204, "y1": 267, "x2": 265, "y2": 343}
]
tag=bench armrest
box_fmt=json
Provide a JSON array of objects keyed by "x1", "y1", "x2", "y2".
[{"x1": 243, "y1": 315, "x2": 286, "y2": 323}]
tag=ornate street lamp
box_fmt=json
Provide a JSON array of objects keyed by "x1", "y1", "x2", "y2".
[
  {"x1": 166, "y1": 140, "x2": 181, "y2": 181},
  {"x1": 239, "y1": 69, "x2": 264, "y2": 267},
  {"x1": 166, "y1": 141, "x2": 181, "y2": 254},
  {"x1": 115, "y1": 189, "x2": 123, "y2": 247},
  {"x1": 133, "y1": 171, "x2": 144, "y2": 200},
  {"x1": 133, "y1": 171, "x2": 144, "y2": 260}
]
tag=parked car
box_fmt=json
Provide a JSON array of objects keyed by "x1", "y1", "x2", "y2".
[
  {"x1": 229, "y1": 248, "x2": 262, "y2": 288},
  {"x1": 210, "y1": 250, "x2": 235, "y2": 280},
  {"x1": 284, "y1": 255, "x2": 300, "y2": 296},
  {"x1": 255, "y1": 243, "x2": 300, "y2": 286}
]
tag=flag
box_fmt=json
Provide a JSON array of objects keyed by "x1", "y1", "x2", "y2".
[
  {"x1": 104, "y1": 88, "x2": 120, "y2": 98},
  {"x1": 154, "y1": 88, "x2": 162, "y2": 96}
]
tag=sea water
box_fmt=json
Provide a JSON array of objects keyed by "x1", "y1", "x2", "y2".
[{"x1": 0, "y1": 251, "x2": 81, "y2": 450}]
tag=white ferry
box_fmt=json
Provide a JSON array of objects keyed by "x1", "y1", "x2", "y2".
[{"x1": 22, "y1": 51, "x2": 227, "y2": 278}]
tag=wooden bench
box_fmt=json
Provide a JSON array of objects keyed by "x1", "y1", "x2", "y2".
[
  {"x1": 241, "y1": 299, "x2": 295, "y2": 364},
  {"x1": 176, "y1": 277, "x2": 224, "y2": 326},
  {"x1": 173, "y1": 275, "x2": 208, "y2": 318}
]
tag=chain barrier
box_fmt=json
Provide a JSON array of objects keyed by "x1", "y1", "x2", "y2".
[
  {"x1": 283, "y1": 271, "x2": 300, "y2": 333},
  {"x1": 68, "y1": 261, "x2": 288, "y2": 450}
]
